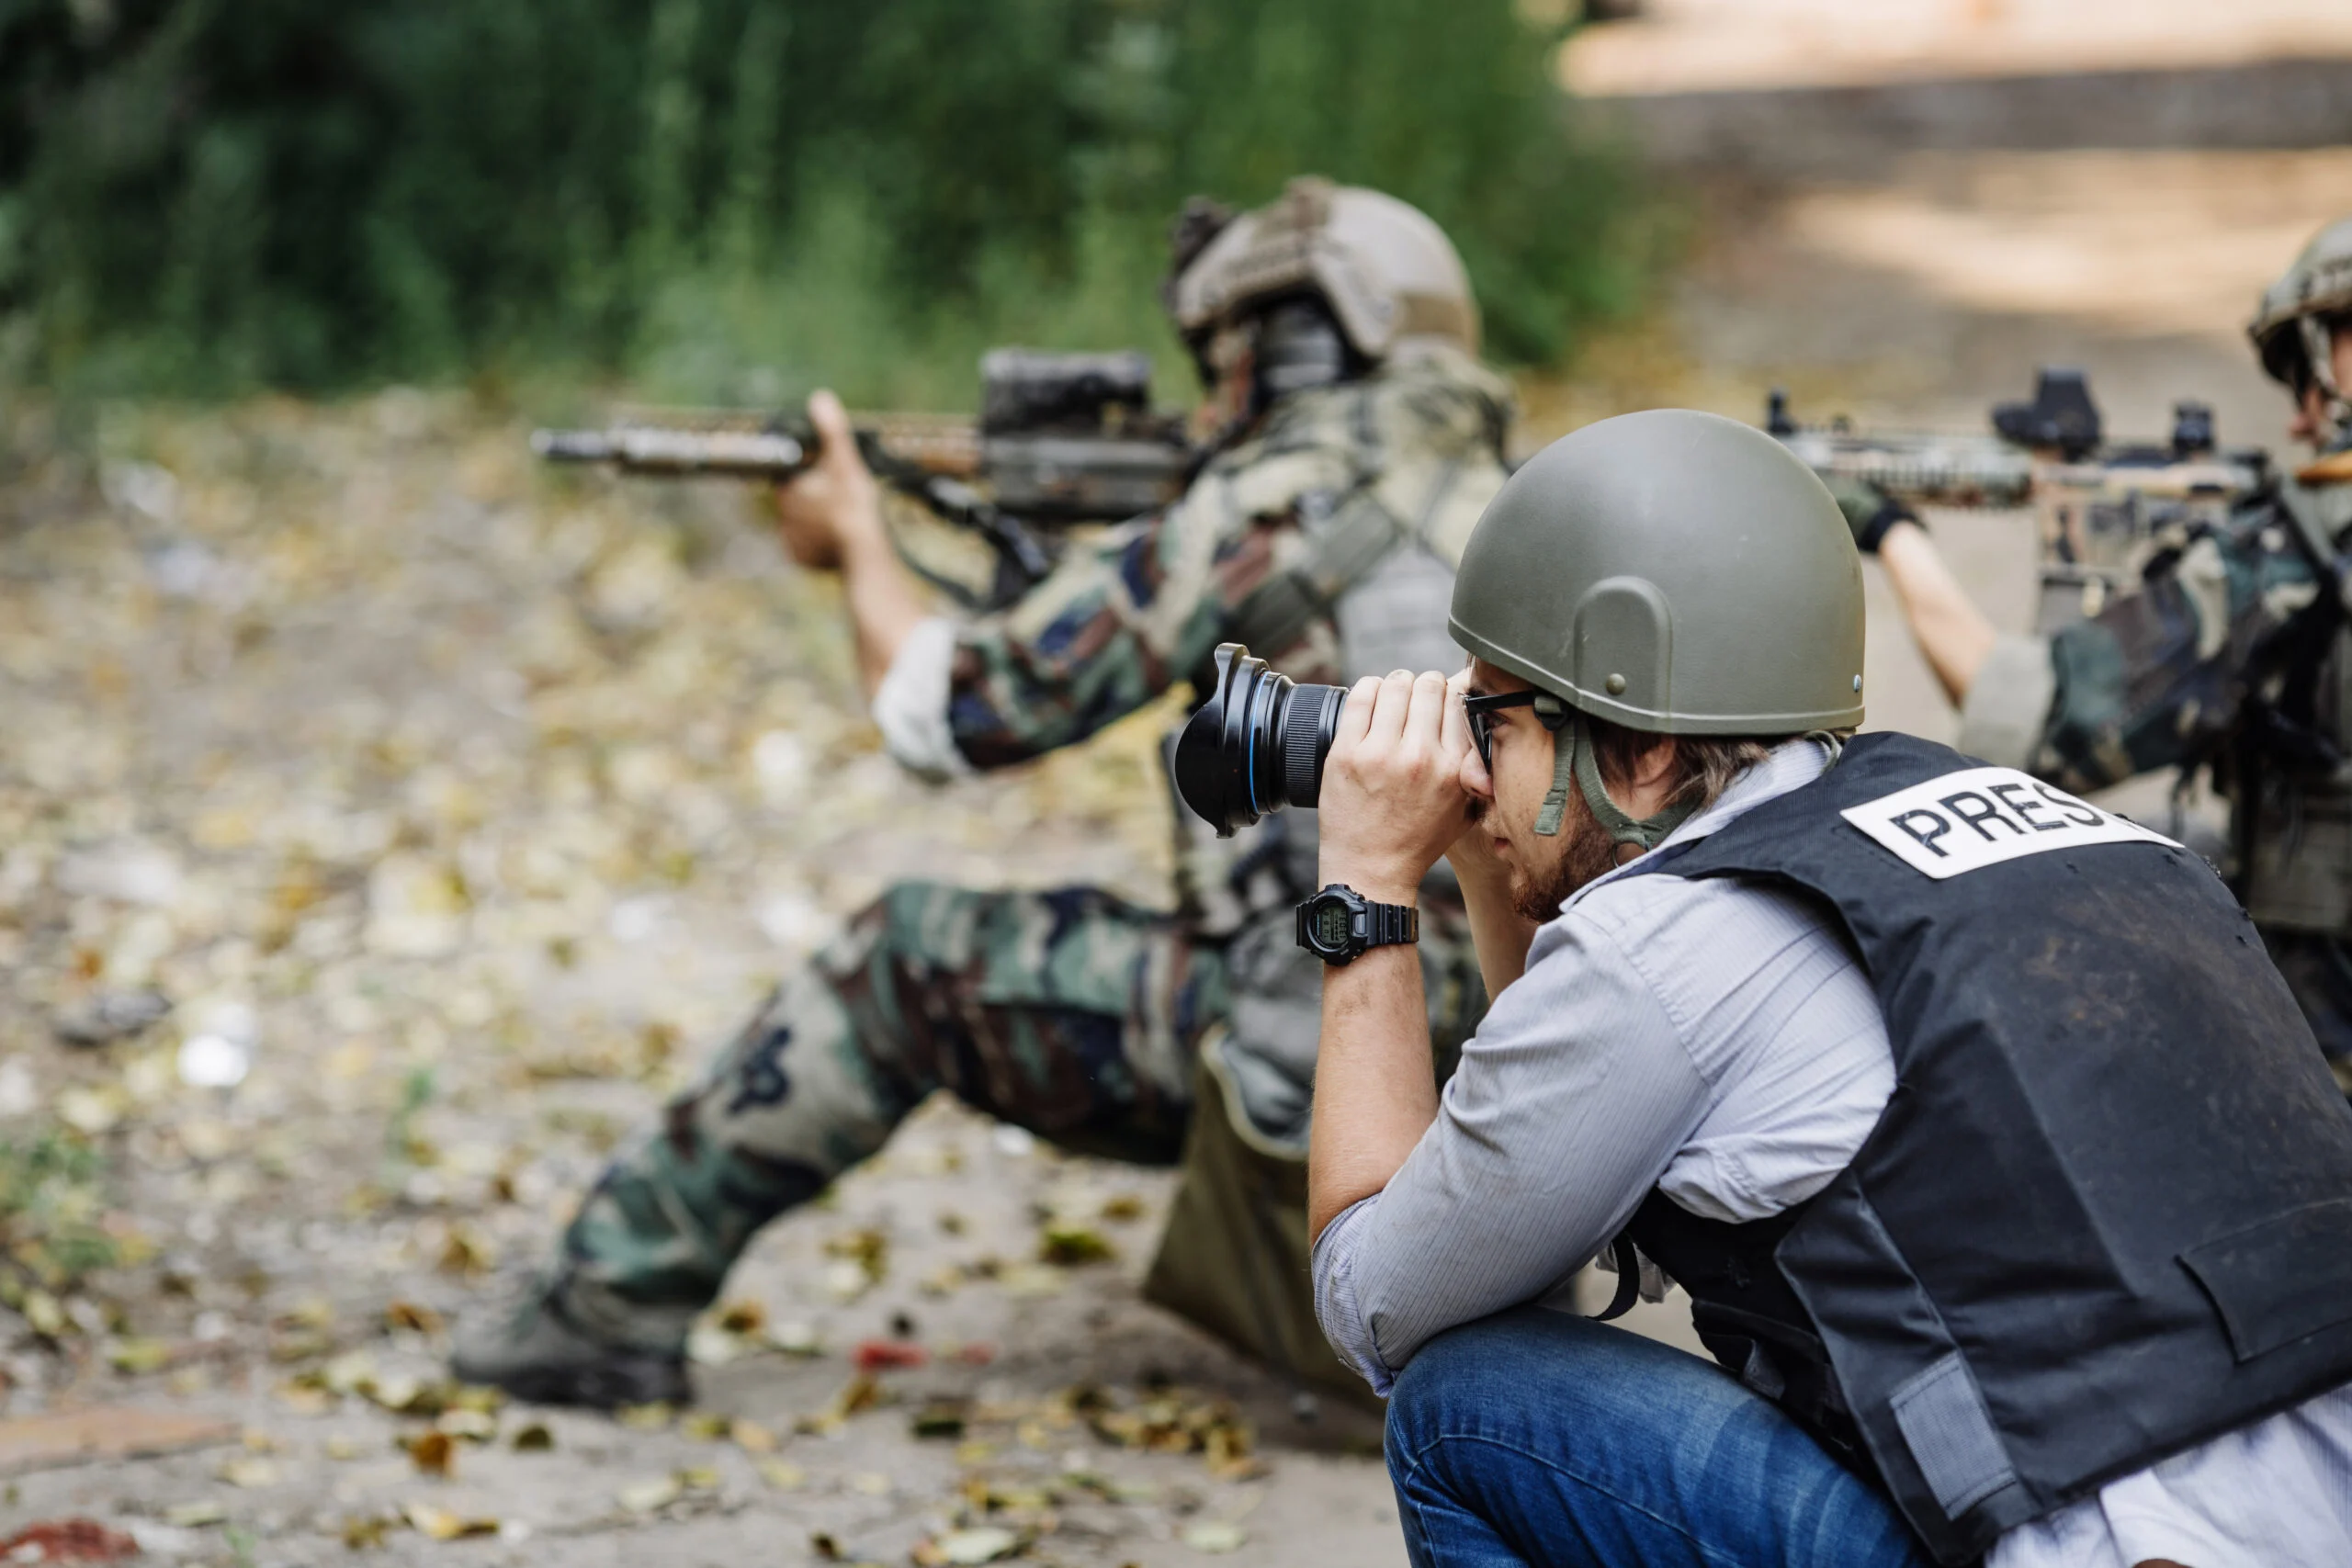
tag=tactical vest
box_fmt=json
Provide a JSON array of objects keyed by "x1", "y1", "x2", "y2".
[
  {"x1": 2240, "y1": 480, "x2": 2352, "y2": 937},
  {"x1": 1617, "y1": 731, "x2": 2352, "y2": 1565}
]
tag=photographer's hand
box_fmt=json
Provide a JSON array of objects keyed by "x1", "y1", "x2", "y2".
[
  {"x1": 1317, "y1": 668, "x2": 1479, "y2": 903},
  {"x1": 1308, "y1": 667, "x2": 1475, "y2": 1240}
]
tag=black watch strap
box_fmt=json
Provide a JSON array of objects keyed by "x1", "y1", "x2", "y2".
[{"x1": 1367, "y1": 901, "x2": 1419, "y2": 947}]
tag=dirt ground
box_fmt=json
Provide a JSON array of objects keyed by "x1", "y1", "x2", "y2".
[{"x1": 2, "y1": 146, "x2": 2346, "y2": 1565}]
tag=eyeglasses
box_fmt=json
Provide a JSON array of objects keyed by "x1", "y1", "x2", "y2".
[{"x1": 1463, "y1": 690, "x2": 1569, "y2": 773}]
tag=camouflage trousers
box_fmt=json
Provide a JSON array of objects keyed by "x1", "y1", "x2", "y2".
[{"x1": 554, "y1": 880, "x2": 1478, "y2": 1351}]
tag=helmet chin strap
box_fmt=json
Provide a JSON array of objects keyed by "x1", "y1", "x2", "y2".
[{"x1": 1531, "y1": 705, "x2": 1700, "y2": 852}]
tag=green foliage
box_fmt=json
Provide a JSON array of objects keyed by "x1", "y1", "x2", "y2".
[
  {"x1": 0, "y1": 0, "x2": 1651, "y2": 400},
  {"x1": 0, "y1": 1133, "x2": 118, "y2": 1299}
]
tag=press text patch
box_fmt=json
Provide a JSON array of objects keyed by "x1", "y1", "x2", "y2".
[{"x1": 1840, "y1": 767, "x2": 2177, "y2": 878}]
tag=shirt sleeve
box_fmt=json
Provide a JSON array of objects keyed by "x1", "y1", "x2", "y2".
[
  {"x1": 2030, "y1": 510, "x2": 2319, "y2": 793},
  {"x1": 870, "y1": 616, "x2": 974, "y2": 781},
  {"x1": 1309, "y1": 908, "x2": 1711, "y2": 1393},
  {"x1": 943, "y1": 483, "x2": 1239, "y2": 771}
]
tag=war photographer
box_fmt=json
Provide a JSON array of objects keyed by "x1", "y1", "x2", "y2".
[{"x1": 1292, "y1": 411, "x2": 2352, "y2": 1566}]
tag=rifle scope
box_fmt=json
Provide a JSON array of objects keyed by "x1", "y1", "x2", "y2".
[{"x1": 1171, "y1": 643, "x2": 1347, "y2": 837}]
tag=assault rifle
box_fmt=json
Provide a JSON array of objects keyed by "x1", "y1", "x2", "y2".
[
  {"x1": 535, "y1": 348, "x2": 1195, "y2": 610},
  {"x1": 1768, "y1": 368, "x2": 2271, "y2": 633}
]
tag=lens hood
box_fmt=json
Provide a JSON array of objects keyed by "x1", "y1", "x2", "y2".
[{"x1": 1172, "y1": 643, "x2": 1346, "y2": 836}]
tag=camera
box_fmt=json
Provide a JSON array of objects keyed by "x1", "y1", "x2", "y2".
[{"x1": 1172, "y1": 643, "x2": 1348, "y2": 836}]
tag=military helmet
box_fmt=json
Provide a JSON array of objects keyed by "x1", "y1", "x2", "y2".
[
  {"x1": 1167, "y1": 177, "x2": 1479, "y2": 363},
  {"x1": 1450, "y1": 409, "x2": 1866, "y2": 736},
  {"x1": 2250, "y1": 217, "x2": 2352, "y2": 395}
]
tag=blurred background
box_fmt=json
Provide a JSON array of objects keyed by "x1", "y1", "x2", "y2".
[{"x1": 1, "y1": 4, "x2": 2349, "y2": 1565}]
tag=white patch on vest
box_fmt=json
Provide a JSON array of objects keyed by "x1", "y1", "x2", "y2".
[{"x1": 1840, "y1": 767, "x2": 2178, "y2": 879}]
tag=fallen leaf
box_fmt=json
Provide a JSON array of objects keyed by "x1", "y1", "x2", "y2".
[
  {"x1": 510, "y1": 1422, "x2": 554, "y2": 1453},
  {"x1": 384, "y1": 1300, "x2": 445, "y2": 1335},
  {"x1": 21, "y1": 1292, "x2": 67, "y2": 1337},
  {"x1": 274, "y1": 1384, "x2": 334, "y2": 1416},
  {"x1": 434, "y1": 1408, "x2": 496, "y2": 1442},
  {"x1": 218, "y1": 1456, "x2": 277, "y2": 1489},
  {"x1": 342, "y1": 1514, "x2": 390, "y2": 1550},
  {"x1": 615, "y1": 1402, "x2": 673, "y2": 1431},
  {"x1": 101, "y1": 1338, "x2": 173, "y2": 1375},
  {"x1": 996, "y1": 1265, "x2": 1065, "y2": 1299},
  {"x1": 402, "y1": 1503, "x2": 498, "y2": 1541},
  {"x1": 616, "y1": 1475, "x2": 681, "y2": 1514},
  {"x1": 321, "y1": 1351, "x2": 378, "y2": 1395},
  {"x1": 1099, "y1": 1194, "x2": 1147, "y2": 1223},
  {"x1": 161, "y1": 1503, "x2": 226, "y2": 1529},
  {"x1": 435, "y1": 1224, "x2": 498, "y2": 1277},
  {"x1": 847, "y1": 1471, "x2": 890, "y2": 1496},
  {"x1": 757, "y1": 1460, "x2": 805, "y2": 1490},
  {"x1": 910, "y1": 1399, "x2": 968, "y2": 1439},
  {"x1": 728, "y1": 1417, "x2": 777, "y2": 1452},
  {"x1": 1036, "y1": 1223, "x2": 1114, "y2": 1266},
  {"x1": 927, "y1": 1527, "x2": 1022, "y2": 1565},
  {"x1": 0, "y1": 1518, "x2": 142, "y2": 1562},
  {"x1": 852, "y1": 1339, "x2": 927, "y2": 1372},
  {"x1": 715, "y1": 1299, "x2": 766, "y2": 1336},
  {"x1": 767, "y1": 1319, "x2": 820, "y2": 1357},
  {"x1": 403, "y1": 1430, "x2": 455, "y2": 1477},
  {"x1": 1181, "y1": 1522, "x2": 1246, "y2": 1554}
]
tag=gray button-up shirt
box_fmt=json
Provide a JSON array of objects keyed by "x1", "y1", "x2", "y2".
[{"x1": 1310, "y1": 738, "x2": 1896, "y2": 1393}]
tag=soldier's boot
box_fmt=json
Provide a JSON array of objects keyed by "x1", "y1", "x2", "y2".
[{"x1": 448, "y1": 1280, "x2": 690, "y2": 1410}]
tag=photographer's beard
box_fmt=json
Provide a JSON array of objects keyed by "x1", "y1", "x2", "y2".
[{"x1": 1495, "y1": 783, "x2": 1625, "y2": 924}]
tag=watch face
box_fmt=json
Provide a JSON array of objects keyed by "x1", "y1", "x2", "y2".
[{"x1": 1313, "y1": 899, "x2": 1353, "y2": 951}]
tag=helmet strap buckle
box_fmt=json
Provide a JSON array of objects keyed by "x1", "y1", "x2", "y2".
[{"x1": 1531, "y1": 709, "x2": 1700, "y2": 853}]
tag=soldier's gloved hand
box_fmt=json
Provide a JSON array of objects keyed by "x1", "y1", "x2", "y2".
[
  {"x1": 1823, "y1": 473, "x2": 1919, "y2": 555},
  {"x1": 773, "y1": 389, "x2": 885, "y2": 573}
]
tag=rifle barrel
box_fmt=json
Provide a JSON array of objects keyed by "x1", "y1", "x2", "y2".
[{"x1": 530, "y1": 426, "x2": 808, "y2": 479}]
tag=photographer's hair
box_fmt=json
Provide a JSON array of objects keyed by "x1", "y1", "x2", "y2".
[{"x1": 1579, "y1": 710, "x2": 1793, "y2": 817}]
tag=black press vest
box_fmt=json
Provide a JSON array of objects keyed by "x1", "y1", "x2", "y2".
[{"x1": 1619, "y1": 732, "x2": 2352, "y2": 1565}]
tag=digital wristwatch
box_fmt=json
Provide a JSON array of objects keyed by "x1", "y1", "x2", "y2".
[{"x1": 1295, "y1": 883, "x2": 1419, "y2": 966}]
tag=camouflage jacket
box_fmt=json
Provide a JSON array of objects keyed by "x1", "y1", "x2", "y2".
[
  {"x1": 944, "y1": 348, "x2": 1515, "y2": 769},
  {"x1": 1963, "y1": 485, "x2": 2343, "y2": 795}
]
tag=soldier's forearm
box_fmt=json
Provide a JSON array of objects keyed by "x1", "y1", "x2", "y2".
[
  {"x1": 839, "y1": 530, "x2": 935, "y2": 697},
  {"x1": 1878, "y1": 520, "x2": 1998, "y2": 707}
]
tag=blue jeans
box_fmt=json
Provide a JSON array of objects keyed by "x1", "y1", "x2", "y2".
[{"x1": 1385, "y1": 1306, "x2": 1933, "y2": 1568}]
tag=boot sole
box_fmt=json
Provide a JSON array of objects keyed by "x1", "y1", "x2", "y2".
[{"x1": 454, "y1": 1354, "x2": 692, "y2": 1411}]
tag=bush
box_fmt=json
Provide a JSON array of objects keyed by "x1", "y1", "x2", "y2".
[{"x1": 0, "y1": 0, "x2": 1651, "y2": 402}]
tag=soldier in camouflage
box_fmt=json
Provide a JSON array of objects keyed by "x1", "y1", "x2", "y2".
[
  {"x1": 1855, "y1": 215, "x2": 2352, "y2": 1077},
  {"x1": 451, "y1": 179, "x2": 1515, "y2": 1407}
]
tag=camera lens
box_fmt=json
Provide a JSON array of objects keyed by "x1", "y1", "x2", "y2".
[{"x1": 1171, "y1": 643, "x2": 1348, "y2": 836}]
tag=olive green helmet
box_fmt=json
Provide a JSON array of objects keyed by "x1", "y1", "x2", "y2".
[
  {"x1": 1449, "y1": 410, "x2": 1865, "y2": 844},
  {"x1": 2250, "y1": 217, "x2": 2352, "y2": 440},
  {"x1": 1167, "y1": 177, "x2": 1479, "y2": 362}
]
